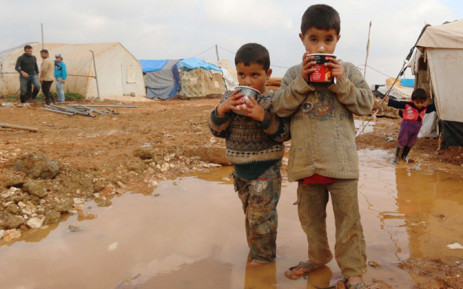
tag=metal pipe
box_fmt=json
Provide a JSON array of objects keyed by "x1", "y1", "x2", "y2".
[
  {"x1": 0, "y1": 122, "x2": 38, "y2": 132},
  {"x1": 40, "y1": 108, "x2": 74, "y2": 116},
  {"x1": 90, "y1": 50, "x2": 101, "y2": 102}
]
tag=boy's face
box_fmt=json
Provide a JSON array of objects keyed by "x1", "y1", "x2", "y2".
[
  {"x1": 413, "y1": 99, "x2": 426, "y2": 109},
  {"x1": 25, "y1": 48, "x2": 33, "y2": 56},
  {"x1": 40, "y1": 52, "x2": 48, "y2": 59},
  {"x1": 299, "y1": 27, "x2": 340, "y2": 54},
  {"x1": 236, "y1": 62, "x2": 272, "y2": 94}
]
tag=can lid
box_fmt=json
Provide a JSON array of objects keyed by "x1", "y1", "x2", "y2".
[
  {"x1": 307, "y1": 53, "x2": 336, "y2": 57},
  {"x1": 236, "y1": 86, "x2": 261, "y2": 94}
]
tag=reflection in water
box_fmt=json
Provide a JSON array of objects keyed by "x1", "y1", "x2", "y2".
[
  {"x1": 1, "y1": 149, "x2": 463, "y2": 289},
  {"x1": 391, "y1": 164, "x2": 463, "y2": 260},
  {"x1": 244, "y1": 262, "x2": 276, "y2": 289}
]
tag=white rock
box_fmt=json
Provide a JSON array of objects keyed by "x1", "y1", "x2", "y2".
[
  {"x1": 3, "y1": 229, "x2": 21, "y2": 241},
  {"x1": 447, "y1": 242, "x2": 463, "y2": 250},
  {"x1": 0, "y1": 230, "x2": 4, "y2": 239},
  {"x1": 27, "y1": 217, "x2": 44, "y2": 229},
  {"x1": 108, "y1": 242, "x2": 118, "y2": 251}
]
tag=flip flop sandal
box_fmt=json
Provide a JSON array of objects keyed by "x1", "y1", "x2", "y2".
[{"x1": 284, "y1": 261, "x2": 321, "y2": 280}]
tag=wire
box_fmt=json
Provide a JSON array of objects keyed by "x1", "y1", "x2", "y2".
[{"x1": 191, "y1": 46, "x2": 216, "y2": 58}]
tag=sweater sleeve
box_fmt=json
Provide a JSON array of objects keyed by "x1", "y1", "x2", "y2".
[
  {"x1": 15, "y1": 56, "x2": 22, "y2": 73},
  {"x1": 387, "y1": 99, "x2": 407, "y2": 110},
  {"x1": 260, "y1": 111, "x2": 291, "y2": 143},
  {"x1": 272, "y1": 65, "x2": 316, "y2": 117},
  {"x1": 328, "y1": 62, "x2": 374, "y2": 116},
  {"x1": 425, "y1": 103, "x2": 436, "y2": 113},
  {"x1": 62, "y1": 63, "x2": 67, "y2": 79}
]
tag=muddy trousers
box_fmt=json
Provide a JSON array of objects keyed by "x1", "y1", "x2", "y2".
[
  {"x1": 296, "y1": 179, "x2": 367, "y2": 277},
  {"x1": 234, "y1": 162, "x2": 281, "y2": 263}
]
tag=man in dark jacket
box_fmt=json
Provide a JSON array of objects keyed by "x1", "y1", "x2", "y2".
[{"x1": 15, "y1": 45, "x2": 41, "y2": 103}]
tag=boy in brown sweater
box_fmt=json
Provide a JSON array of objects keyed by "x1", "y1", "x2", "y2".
[
  {"x1": 209, "y1": 43, "x2": 290, "y2": 265},
  {"x1": 272, "y1": 4, "x2": 374, "y2": 288}
]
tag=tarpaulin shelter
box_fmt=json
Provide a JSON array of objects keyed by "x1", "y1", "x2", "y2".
[
  {"x1": 177, "y1": 58, "x2": 225, "y2": 98},
  {"x1": 141, "y1": 59, "x2": 180, "y2": 100},
  {"x1": 0, "y1": 42, "x2": 147, "y2": 101},
  {"x1": 411, "y1": 19, "x2": 463, "y2": 147},
  {"x1": 140, "y1": 57, "x2": 237, "y2": 100}
]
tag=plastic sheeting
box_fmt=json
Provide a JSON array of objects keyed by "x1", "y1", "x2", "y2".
[{"x1": 144, "y1": 59, "x2": 180, "y2": 100}]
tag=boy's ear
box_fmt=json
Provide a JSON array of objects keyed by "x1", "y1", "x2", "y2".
[
  {"x1": 299, "y1": 32, "x2": 304, "y2": 42},
  {"x1": 337, "y1": 34, "x2": 341, "y2": 42},
  {"x1": 266, "y1": 68, "x2": 273, "y2": 80}
]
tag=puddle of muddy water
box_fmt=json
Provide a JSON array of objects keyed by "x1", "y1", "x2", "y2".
[{"x1": 1, "y1": 149, "x2": 463, "y2": 289}]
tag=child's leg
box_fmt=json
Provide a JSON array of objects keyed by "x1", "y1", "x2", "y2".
[
  {"x1": 297, "y1": 183, "x2": 332, "y2": 264},
  {"x1": 236, "y1": 163, "x2": 281, "y2": 263},
  {"x1": 328, "y1": 179, "x2": 367, "y2": 278},
  {"x1": 401, "y1": 121, "x2": 422, "y2": 161}
]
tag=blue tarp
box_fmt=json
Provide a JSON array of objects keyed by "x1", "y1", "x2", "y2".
[
  {"x1": 177, "y1": 58, "x2": 222, "y2": 72},
  {"x1": 140, "y1": 59, "x2": 168, "y2": 73},
  {"x1": 400, "y1": 78, "x2": 415, "y2": 87}
]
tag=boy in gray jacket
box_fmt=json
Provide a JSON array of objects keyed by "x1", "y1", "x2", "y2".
[{"x1": 272, "y1": 4, "x2": 374, "y2": 289}]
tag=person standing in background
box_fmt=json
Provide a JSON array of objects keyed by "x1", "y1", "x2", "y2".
[
  {"x1": 15, "y1": 45, "x2": 41, "y2": 104},
  {"x1": 39, "y1": 49, "x2": 55, "y2": 105},
  {"x1": 54, "y1": 53, "x2": 67, "y2": 103}
]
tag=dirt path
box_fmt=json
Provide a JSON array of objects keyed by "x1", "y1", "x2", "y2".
[{"x1": 1, "y1": 97, "x2": 463, "y2": 288}]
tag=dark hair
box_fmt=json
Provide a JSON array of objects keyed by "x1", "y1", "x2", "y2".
[
  {"x1": 24, "y1": 45, "x2": 33, "y2": 50},
  {"x1": 301, "y1": 4, "x2": 341, "y2": 36},
  {"x1": 411, "y1": 88, "x2": 427, "y2": 101},
  {"x1": 234, "y1": 43, "x2": 270, "y2": 72},
  {"x1": 40, "y1": 49, "x2": 49, "y2": 54}
]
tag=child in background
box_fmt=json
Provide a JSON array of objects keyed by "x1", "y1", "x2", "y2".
[
  {"x1": 384, "y1": 88, "x2": 436, "y2": 163},
  {"x1": 272, "y1": 4, "x2": 374, "y2": 288},
  {"x1": 208, "y1": 43, "x2": 290, "y2": 265}
]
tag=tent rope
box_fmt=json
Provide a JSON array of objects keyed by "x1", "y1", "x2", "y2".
[{"x1": 355, "y1": 24, "x2": 431, "y2": 139}]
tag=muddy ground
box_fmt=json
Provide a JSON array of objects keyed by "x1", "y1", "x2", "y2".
[{"x1": 1, "y1": 90, "x2": 463, "y2": 288}]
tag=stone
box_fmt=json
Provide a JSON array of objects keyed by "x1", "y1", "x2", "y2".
[
  {"x1": 0, "y1": 229, "x2": 4, "y2": 239},
  {"x1": 3, "y1": 229, "x2": 21, "y2": 241},
  {"x1": 14, "y1": 153, "x2": 59, "y2": 179},
  {"x1": 27, "y1": 217, "x2": 44, "y2": 229},
  {"x1": 23, "y1": 180, "x2": 48, "y2": 198},
  {"x1": 4, "y1": 214, "x2": 25, "y2": 229},
  {"x1": 44, "y1": 211, "x2": 61, "y2": 225}
]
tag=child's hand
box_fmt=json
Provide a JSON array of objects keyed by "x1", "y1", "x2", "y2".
[
  {"x1": 383, "y1": 95, "x2": 389, "y2": 103},
  {"x1": 238, "y1": 96, "x2": 265, "y2": 122},
  {"x1": 325, "y1": 57, "x2": 344, "y2": 80},
  {"x1": 301, "y1": 52, "x2": 317, "y2": 83},
  {"x1": 217, "y1": 89, "x2": 245, "y2": 117}
]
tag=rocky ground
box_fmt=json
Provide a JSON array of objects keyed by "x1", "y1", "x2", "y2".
[{"x1": 1, "y1": 86, "x2": 463, "y2": 288}]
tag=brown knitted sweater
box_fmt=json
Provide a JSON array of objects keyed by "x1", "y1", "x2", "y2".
[{"x1": 209, "y1": 91, "x2": 290, "y2": 165}]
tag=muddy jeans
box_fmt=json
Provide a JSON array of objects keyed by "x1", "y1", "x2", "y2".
[
  {"x1": 296, "y1": 179, "x2": 367, "y2": 277},
  {"x1": 234, "y1": 161, "x2": 281, "y2": 263}
]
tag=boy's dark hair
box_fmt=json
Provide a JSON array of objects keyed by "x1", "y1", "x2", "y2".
[
  {"x1": 235, "y1": 43, "x2": 270, "y2": 72},
  {"x1": 411, "y1": 88, "x2": 428, "y2": 101},
  {"x1": 40, "y1": 49, "x2": 49, "y2": 54},
  {"x1": 301, "y1": 4, "x2": 341, "y2": 36},
  {"x1": 24, "y1": 45, "x2": 33, "y2": 50}
]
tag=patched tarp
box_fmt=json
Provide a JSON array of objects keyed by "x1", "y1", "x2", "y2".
[
  {"x1": 143, "y1": 59, "x2": 180, "y2": 100},
  {"x1": 178, "y1": 68, "x2": 224, "y2": 98},
  {"x1": 177, "y1": 58, "x2": 222, "y2": 72},
  {"x1": 140, "y1": 59, "x2": 168, "y2": 73}
]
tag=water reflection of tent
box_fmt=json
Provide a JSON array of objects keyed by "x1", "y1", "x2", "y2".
[
  {"x1": 411, "y1": 19, "x2": 463, "y2": 147},
  {"x1": 141, "y1": 57, "x2": 238, "y2": 100},
  {"x1": 0, "y1": 42, "x2": 147, "y2": 101}
]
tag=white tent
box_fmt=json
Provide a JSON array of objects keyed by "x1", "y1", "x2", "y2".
[
  {"x1": 412, "y1": 20, "x2": 463, "y2": 147},
  {"x1": 0, "y1": 42, "x2": 147, "y2": 101}
]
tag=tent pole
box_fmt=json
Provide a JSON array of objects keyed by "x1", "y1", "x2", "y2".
[
  {"x1": 215, "y1": 44, "x2": 220, "y2": 61},
  {"x1": 364, "y1": 21, "x2": 372, "y2": 78},
  {"x1": 41, "y1": 23, "x2": 44, "y2": 50},
  {"x1": 90, "y1": 50, "x2": 101, "y2": 101}
]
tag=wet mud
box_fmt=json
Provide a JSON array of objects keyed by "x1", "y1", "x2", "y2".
[{"x1": 1, "y1": 150, "x2": 463, "y2": 288}]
